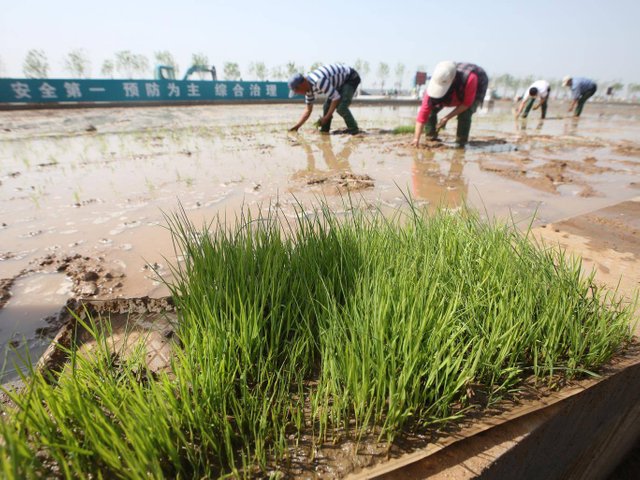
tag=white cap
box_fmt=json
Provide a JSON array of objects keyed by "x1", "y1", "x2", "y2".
[
  {"x1": 562, "y1": 76, "x2": 572, "y2": 87},
  {"x1": 427, "y1": 61, "x2": 457, "y2": 99}
]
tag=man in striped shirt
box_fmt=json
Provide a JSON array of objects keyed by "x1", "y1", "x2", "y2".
[{"x1": 288, "y1": 63, "x2": 361, "y2": 134}]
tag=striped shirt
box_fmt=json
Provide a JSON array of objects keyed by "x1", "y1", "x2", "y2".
[
  {"x1": 305, "y1": 64, "x2": 353, "y2": 105},
  {"x1": 571, "y1": 77, "x2": 597, "y2": 100}
]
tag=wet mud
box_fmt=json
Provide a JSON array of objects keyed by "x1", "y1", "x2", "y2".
[{"x1": 1, "y1": 101, "x2": 640, "y2": 378}]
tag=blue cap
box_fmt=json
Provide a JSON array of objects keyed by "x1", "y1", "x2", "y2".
[{"x1": 288, "y1": 73, "x2": 305, "y2": 91}]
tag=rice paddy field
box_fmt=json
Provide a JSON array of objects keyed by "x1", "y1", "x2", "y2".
[{"x1": 0, "y1": 100, "x2": 639, "y2": 478}]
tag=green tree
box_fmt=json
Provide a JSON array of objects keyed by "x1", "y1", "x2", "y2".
[
  {"x1": 354, "y1": 59, "x2": 370, "y2": 78},
  {"x1": 191, "y1": 53, "x2": 209, "y2": 68},
  {"x1": 285, "y1": 62, "x2": 303, "y2": 77},
  {"x1": 521, "y1": 75, "x2": 536, "y2": 93},
  {"x1": 63, "y1": 49, "x2": 91, "y2": 78},
  {"x1": 548, "y1": 78, "x2": 562, "y2": 99},
  {"x1": 191, "y1": 53, "x2": 209, "y2": 79},
  {"x1": 248, "y1": 61, "x2": 268, "y2": 81},
  {"x1": 394, "y1": 62, "x2": 405, "y2": 91},
  {"x1": 154, "y1": 51, "x2": 179, "y2": 77},
  {"x1": 354, "y1": 59, "x2": 370, "y2": 88},
  {"x1": 114, "y1": 50, "x2": 135, "y2": 78},
  {"x1": 377, "y1": 62, "x2": 390, "y2": 92},
  {"x1": 309, "y1": 61, "x2": 323, "y2": 72},
  {"x1": 628, "y1": 83, "x2": 640, "y2": 99},
  {"x1": 608, "y1": 81, "x2": 624, "y2": 97},
  {"x1": 114, "y1": 50, "x2": 148, "y2": 78},
  {"x1": 23, "y1": 49, "x2": 49, "y2": 78},
  {"x1": 132, "y1": 54, "x2": 150, "y2": 78},
  {"x1": 494, "y1": 73, "x2": 518, "y2": 98},
  {"x1": 101, "y1": 59, "x2": 115, "y2": 78},
  {"x1": 223, "y1": 62, "x2": 241, "y2": 80},
  {"x1": 270, "y1": 65, "x2": 285, "y2": 80}
]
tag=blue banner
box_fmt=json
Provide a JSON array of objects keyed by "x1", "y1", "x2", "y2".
[{"x1": 0, "y1": 78, "x2": 293, "y2": 105}]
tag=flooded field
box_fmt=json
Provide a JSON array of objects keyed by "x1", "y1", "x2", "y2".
[{"x1": 1, "y1": 100, "x2": 640, "y2": 381}]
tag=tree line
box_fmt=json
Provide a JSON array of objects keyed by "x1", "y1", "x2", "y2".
[
  {"x1": 2, "y1": 49, "x2": 640, "y2": 99},
  {"x1": 1, "y1": 49, "x2": 410, "y2": 91}
]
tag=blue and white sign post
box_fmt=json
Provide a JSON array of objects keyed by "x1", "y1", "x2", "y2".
[{"x1": 0, "y1": 78, "x2": 293, "y2": 106}]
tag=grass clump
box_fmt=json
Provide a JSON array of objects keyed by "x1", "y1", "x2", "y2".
[
  {"x1": 392, "y1": 125, "x2": 415, "y2": 134},
  {"x1": 0, "y1": 198, "x2": 634, "y2": 478}
]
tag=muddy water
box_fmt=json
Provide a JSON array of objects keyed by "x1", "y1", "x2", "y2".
[
  {"x1": 0, "y1": 272, "x2": 72, "y2": 382},
  {"x1": 1, "y1": 101, "x2": 640, "y2": 371}
]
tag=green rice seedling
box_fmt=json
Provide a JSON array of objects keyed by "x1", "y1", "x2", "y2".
[
  {"x1": 0, "y1": 196, "x2": 635, "y2": 478},
  {"x1": 391, "y1": 125, "x2": 415, "y2": 134},
  {"x1": 28, "y1": 189, "x2": 42, "y2": 209},
  {"x1": 165, "y1": 197, "x2": 633, "y2": 445},
  {"x1": 0, "y1": 419, "x2": 38, "y2": 480},
  {"x1": 145, "y1": 176, "x2": 156, "y2": 193},
  {"x1": 20, "y1": 156, "x2": 31, "y2": 169},
  {"x1": 1, "y1": 311, "x2": 193, "y2": 478}
]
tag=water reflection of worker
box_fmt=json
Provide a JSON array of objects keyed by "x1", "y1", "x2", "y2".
[
  {"x1": 294, "y1": 135, "x2": 354, "y2": 176},
  {"x1": 515, "y1": 80, "x2": 550, "y2": 119},
  {"x1": 288, "y1": 64, "x2": 361, "y2": 134},
  {"x1": 516, "y1": 116, "x2": 545, "y2": 136},
  {"x1": 563, "y1": 76, "x2": 597, "y2": 117},
  {"x1": 412, "y1": 61, "x2": 489, "y2": 148},
  {"x1": 316, "y1": 135, "x2": 354, "y2": 172},
  {"x1": 411, "y1": 148, "x2": 468, "y2": 208},
  {"x1": 563, "y1": 116, "x2": 580, "y2": 136}
]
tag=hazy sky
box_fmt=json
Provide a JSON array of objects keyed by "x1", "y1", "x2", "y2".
[{"x1": 1, "y1": 0, "x2": 639, "y2": 85}]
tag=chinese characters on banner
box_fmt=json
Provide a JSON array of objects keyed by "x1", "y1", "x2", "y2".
[{"x1": 2, "y1": 79, "x2": 288, "y2": 103}]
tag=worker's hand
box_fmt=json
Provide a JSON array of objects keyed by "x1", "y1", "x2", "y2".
[
  {"x1": 320, "y1": 115, "x2": 332, "y2": 126},
  {"x1": 289, "y1": 125, "x2": 300, "y2": 132},
  {"x1": 436, "y1": 118, "x2": 448, "y2": 131},
  {"x1": 533, "y1": 104, "x2": 540, "y2": 110},
  {"x1": 411, "y1": 138, "x2": 420, "y2": 147}
]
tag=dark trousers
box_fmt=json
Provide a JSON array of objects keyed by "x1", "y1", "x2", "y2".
[
  {"x1": 522, "y1": 97, "x2": 548, "y2": 119},
  {"x1": 321, "y1": 71, "x2": 360, "y2": 133},
  {"x1": 424, "y1": 99, "x2": 481, "y2": 145},
  {"x1": 575, "y1": 85, "x2": 597, "y2": 117}
]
